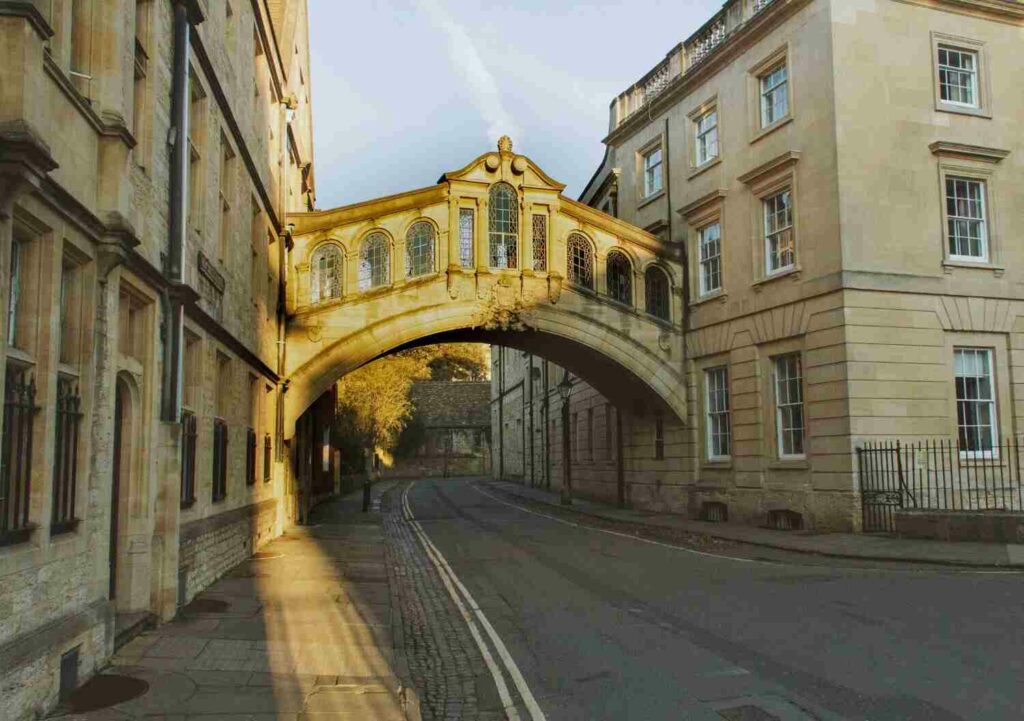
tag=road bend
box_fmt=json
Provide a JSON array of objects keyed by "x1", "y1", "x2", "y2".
[{"x1": 393, "y1": 476, "x2": 1024, "y2": 721}]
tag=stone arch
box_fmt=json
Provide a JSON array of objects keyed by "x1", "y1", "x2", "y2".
[{"x1": 283, "y1": 301, "x2": 686, "y2": 439}]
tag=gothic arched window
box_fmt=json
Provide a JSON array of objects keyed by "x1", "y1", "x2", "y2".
[
  {"x1": 645, "y1": 266, "x2": 671, "y2": 321},
  {"x1": 406, "y1": 221, "x2": 435, "y2": 278},
  {"x1": 358, "y1": 232, "x2": 390, "y2": 290},
  {"x1": 488, "y1": 182, "x2": 518, "y2": 268},
  {"x1": 310, "y1": 244, "x2": 342, "y2": 304},
  {"x1": 606, "y1": 250, "x2": 632, "y2": 305},
  {"x1": 566, "y1": 233, "x2": 594, "y2": 289}
]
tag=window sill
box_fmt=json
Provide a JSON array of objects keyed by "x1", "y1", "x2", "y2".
[
  {"x1": 691, "y1": 289, "x2": 727, "y2": 307},
  {"x1": 703, "y1": 458, "x2": 733, "y2": 470},
  {"x1": 687, "y1": 156, "x2": 721, "y2": 181},
  {"x1": 942, "y1": 259, "x2": 1004, "y2": 276},
  {"x1": 934, "y1": 102, "x2": 991, "y2": 119},
  {"x1": 750, "y1": 115, "x2": 793, "y2": 145},
  {"x1": 0, "y1": 524, "x2": 37, "y2": 548},
  {"x1": 752, "y1": 265, "x2": 801, "y2": 290},
  {"x1": 50, "y1": 518, "x2": 81, "y2": 537},
  {"x1": 180, "y1": 498, "x2": 196, "y2": 510},
  {"x1": 6, "y1": 347, "x2": 35, "y2": 366},
  {"x1": 637, "y1": 189, "x2": 666, "y2": 210},
  {"x1": 768, "y1": 458, "x2": 809, "y2": 470}
]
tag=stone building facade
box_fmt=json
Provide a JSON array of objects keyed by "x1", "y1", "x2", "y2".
[
  {"x1": 0, "y1": 1, "x2": 315, "y2": 718},
  {"x1": 571, "y1": 0, "x2": 1024, "y2": 530}
]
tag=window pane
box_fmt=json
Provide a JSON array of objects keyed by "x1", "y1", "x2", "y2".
[
  {"x1": 954, "y1": 348, "x2": 996, "y2": 453},
  {"x1": 774, "y1": 353, "x2": 804, "y2": 457},
  {"x1": 458, "y1": 208, "x2": 474, "y2": 268},
  {"x1": 405, "y1": 221, "x2": 435, "y2": 277},
  {"x1": 359, "y1": 233, "x2": 390, "y2": 290},
  {"x1": 488, "y1": 183, "x2": 518, "y2": 268}
]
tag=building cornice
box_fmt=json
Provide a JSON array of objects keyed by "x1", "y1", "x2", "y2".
[
  {"x1": 0, "y1": 1, "x2": 55, "y2": 39},
  {"x1": 737, "y1": 151, "x2": 801, "y2": 186},
  {"x1": 678, "y1": 189, "x2": 728, "y2": 220},
  {"x1": 288, "y1": 185, "x2": 447, "y2": 236},
  {"x1": 929, "y1": 141, "x2": 1011, "y2": 163},
  {"x1": 891, "y1": 0, "x2": 1024, "y2": 24}
]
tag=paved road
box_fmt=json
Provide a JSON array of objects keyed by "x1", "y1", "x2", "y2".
[{"x1": 400, "y1": 477, "x2": 1024, "y2": 721}]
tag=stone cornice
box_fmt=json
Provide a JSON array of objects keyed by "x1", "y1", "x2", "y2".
[
  {"x1": 42, "y1": 53, "x2": 137, "y2": 150},
  {"x1": 605, "y1": 0, "x2": 814, "y2": 147},
  {"x1": 678, "y1": 188, "x2": 728, "y2": 219},
  {"x1": 288, "y1": 185, "x2": 446, "y2": 236},
  {"x1": 737, "y1": 151, "x2": 801, "y2": 186},
  {"x1": 929, "y1": 141, "x2": 1011, "y2": 163},
  {"x1": 891, "y1": 0, "x2": 1024, "y2": 24},
  {"x1": 0, "y1": 120, "x2": 58, "y2": 215},
  {"x1": 0, "y1": 1, "x2": 54, "y2": 39}
]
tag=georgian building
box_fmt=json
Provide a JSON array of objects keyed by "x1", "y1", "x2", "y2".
[
  {"x1": 0, "y1": 1, "x2": 314, "y2": 718},
  {"x1": 567, "y1": 0, "x2": 1024, "y2": 530}
]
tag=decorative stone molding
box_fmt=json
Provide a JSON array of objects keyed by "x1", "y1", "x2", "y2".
[
  {"x1": 928, "y1": 141, "x2": 1010, "y2": 164},
  {"x1": 687, "y1": 301, "x2": 812, "y2": 357},
  {"x1": 934, "y1": 296, "x2": 1016, "y2": 333},
  {"x1": 0, "y1": 120, "x2": 59, "y2": 216},
  {"x1": 737, "y1": 150, "x2": 801, "y2": 187}
]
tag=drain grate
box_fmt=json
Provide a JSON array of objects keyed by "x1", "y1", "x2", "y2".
[{"x1": 62, "y1": 675, "x2": 149, "y2": 713}]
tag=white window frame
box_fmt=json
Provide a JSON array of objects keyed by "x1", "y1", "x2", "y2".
[
  {"x1": 763, "y1": 189, "x2": 794, "y2": 275},
  {"x1": 698, "y1": 222, "x2": 722, "y2": 296},
  {"x1": 642, "y1": 146, "x2": 663, "y2": 198},
  {"x1": 945, "y1": 176, "x2": 988, "y2": 262},
  {"x1": 759, "y1": 63, "x2": 789, "y2": 128},
  {"x1": 704, "y1": 366, "x2": 731, "y2": 461},
  {"x1": 773, "y1": 353, "x2": 805, "y2": 459},
  {"x1": 954, "y1": 347, "x2": 998, "y2": 458},
  {"x1": 695, "y1": 108, "x2": 719, "y2": 166},
  {"x1": 937, "y1": 46, "x2": 979, "y2": 109}
]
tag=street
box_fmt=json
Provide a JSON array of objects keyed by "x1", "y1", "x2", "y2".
[{"x1": 396, "y1": 478, "x2": 1024, "y2": 721}]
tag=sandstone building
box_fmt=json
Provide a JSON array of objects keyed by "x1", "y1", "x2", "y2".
[{"x1": 0, "y1": 1, "x2": 314, "y2": 717}]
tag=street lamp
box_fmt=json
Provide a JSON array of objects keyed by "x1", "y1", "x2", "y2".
[{"x1": 557, "y1": 372, "x2": 574, "y2": 505}]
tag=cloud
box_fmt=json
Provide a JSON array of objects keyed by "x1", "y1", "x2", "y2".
[{"x1": 414, "y1": 0, "x2": 519, "y2": 144}]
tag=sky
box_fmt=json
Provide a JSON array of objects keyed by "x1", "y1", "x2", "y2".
[{"x1": 308, "y1": 0, "x2": 723, "y2": 209}]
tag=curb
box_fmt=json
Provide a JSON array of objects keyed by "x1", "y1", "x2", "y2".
[{"x1": 484, "y1": 482, "x2": 1024, "y2": 571}]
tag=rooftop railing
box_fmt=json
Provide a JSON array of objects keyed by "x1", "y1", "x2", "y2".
[{"x1": 612, "y1": 0, "x2": 777, "y2": 129}]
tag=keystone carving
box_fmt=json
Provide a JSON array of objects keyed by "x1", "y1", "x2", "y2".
[{"x1": 547, "y1": 272, "x2": 564, "y2": 305}]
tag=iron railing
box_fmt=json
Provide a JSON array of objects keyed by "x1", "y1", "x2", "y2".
[
  {"x1": 245, "y1": 426, "x2": 257, "y2": 486},
  {"x1": 1, "y1": 363, "x2": 37, "y2": 543},
  {"x1": 858, "y1": 438, "x2": 1024, "y2": 532},
  {"x1": 180, "y1": 410, "x2": 197, "y2": 507},
  {"x1": 263, "y1": 433, "x2": 272, "y2": 482},
  {"x1": 212, "y1": 417, "x2": 228, "y2": 502},
  {"x1": 51, "y1": 375, "x2": 82, "y2": 534}
]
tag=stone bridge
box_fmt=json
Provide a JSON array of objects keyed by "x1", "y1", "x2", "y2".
[{"x1": 283, "y1": 138, "x2": 686, "y2": 437}]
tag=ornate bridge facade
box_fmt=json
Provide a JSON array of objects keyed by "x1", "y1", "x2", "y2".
[{"x1": 283, "y1": 138, "x2": 686, "y2": 437}]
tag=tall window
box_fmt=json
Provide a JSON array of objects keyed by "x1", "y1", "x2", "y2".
[
  {"x1": 310, "y1": 244, "x2": 342, "y2": 303},
  {"x1": 642, "y1": 147, "x2": 663, "y2": 197},
  {"x1": 938, "y1": 47, "x2": 978, "y2": 107},
  {"x1": 359, "y1": 232, "x2": 390, "y2": 290},
  {"x1": 955, "y1": 348, "x2": 996, "y2": 454},
  {"x1": 219, "y1": 134, "x2": 235, "y2": 261},
  {"x1": 606, "y1": 251, "x2": 632, "y2": 305},
  {"x1": 458, "y1": 208, "x2": 474, "y2": 268},
  {"x1": 774, "y1": 353, "x2": 805, "y2": 458},
  {"x1": 759, "y1": 63, "x2": 788, "y2": 127},
  {"x1": 764, "y1": 190, "x2": 794, "y2": 274},
  {"x1": 51, "y1": 375, "x2": 82, "y2": 534},
  {"x1": 645, "y1": 266, "x2": 670, "y2": 321},
  {"x1": 180, "y1": 410, "x2": 197, "y2": 507},
  {"x1": 7, "y1": 239, "x2": 21, "y2": 346},
  {"x1": 566, "y1": 233, "x2": 594, "y2": 289},
  {"x1": 695, "y1": 109, "x2": 718, "y2": 166},
  {"x1": 946, "y1": 177, "x2": 987, "y2": 261},
  {"x1": 698, "y1": 223, "x2": 722, "y2": 295},
  {"x1": 705, "y1": 367, "x2": 731, "y2": 460},
  {"x1": 488, "y1": 182, "x2": 518, "y2": 268},
  {"x1": 187, "y1": 69, "x2": 207, "y2": 234},
  {"x1": 1, "y1": 363, "x2": 36, "y2": 539},
  {"x1": 406, "y1": 221, "x2": 435, "y2": 278},
  {"x1": 133, "y1": 0, "x2": 151, "y2": 165},
  {"x1": 531, "y1": 214, "x2": 547, "y2": 271},
  {"x1": 654, "y1": 416, "x2": 665, "y2": 460}
]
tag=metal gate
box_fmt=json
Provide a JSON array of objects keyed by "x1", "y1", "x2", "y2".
[{"x1": 857, "y1": 442, "x2": 907, "y2": 533}]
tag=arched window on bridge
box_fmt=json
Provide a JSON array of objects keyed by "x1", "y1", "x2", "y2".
[
  {"x1": 566, "y1": 233, "x2": 594, "y2": 290},
  {"x1": 606, "y1": 250, "x2": 632, "y2": 306},
  {"x1": 309, "y1": 244, "x2": 342, "y2": 304},
  {"x1": 645, "y1": 266, "x2": 671, "y2": 321},
  {"x1": 488, "y1": 182, "x2": 518, "y2": 268},
  {"x1": 358, "y1": 232, "x2": 390, "y2": 290},
  {"x1": 406, "y1": 221, "x2": 435, "y2": 278}
]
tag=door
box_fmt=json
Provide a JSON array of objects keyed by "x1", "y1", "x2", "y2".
[{"x1": 109, "y1": 383, "x2": 124, "y2": 599}]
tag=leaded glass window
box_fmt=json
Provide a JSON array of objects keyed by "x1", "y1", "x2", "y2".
[
  {"x1": 531, "y1": 214, "x2": 547, "y2": 271},
  {"x1": 606, "y1": 250, "x2": 632, "y2": 305},
  {"x1": 309, "y1": 244, "x2": 342, "y2": 304},
  {"x1": 488, "y1": 182, "x2": 518, "y2": 268},
  {"x1": 358, "y1": 232, "x2": 390, "y2": 290},
  {"x1": 946, "y1": 177, "x2": 987, "y2": 260},
  {"x1": 645, "y1": 266, "x2": 670, "y2": 321},
  {"x1": 566, "y1": 233, "x2": 593, "y2": 289},
  {"x1": 405, "y1": 221, "x2": 435, "y2": 278},
  {"x1": 459, "y1": 208, "x2": 474, "y2": 268}
]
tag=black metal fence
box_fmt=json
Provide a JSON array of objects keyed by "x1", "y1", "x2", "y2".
[
  {"x1": 180, "y1": 410, "x2": 197, "y2": 508},
  {"x1": 1, "y1": 364, "x2": 37, "y2": 543},
  {"x1": 245, "y1": 427, "x2": 257, "y2": 486},
  {"x1": 858, "y1": 439, "x2": 1024, "y2": 532},
  {"x1": 212, "y1": 418, "x2": 228, "y2": 502},
  {"x1": 51, "y1": 375, "x2": 82, "y2": 534}
]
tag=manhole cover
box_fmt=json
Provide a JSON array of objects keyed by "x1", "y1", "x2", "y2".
[
  {"x1": 718, "y1": 706, "x2": 780, "y2": 721},
  {"x1": 63, "y1": 675, "x2": 149, "y2": 712},
  {"x1": 183, "y1": 598, "x2": 230, "y2": 614}
]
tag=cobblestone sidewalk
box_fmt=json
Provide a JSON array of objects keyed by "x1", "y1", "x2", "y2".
[{"x1": 381, "y1": 486, "x2": 505, "y2": 721}]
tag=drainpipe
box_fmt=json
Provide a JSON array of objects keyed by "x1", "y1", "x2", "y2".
[
  {"x1": 528, "y1": 354, "x2": 535, "y2": 487},
  {"x1": 498, "y1": 348, "x2": 504, "y2": 480},
  {"x1": 160, "y1": 0, "x2": 195, "y2": 422},
  {"x1": 543, "y1": 361, "x2": 550, "y2": 489}
]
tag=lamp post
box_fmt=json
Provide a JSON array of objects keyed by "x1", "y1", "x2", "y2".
[{"x1": 557, "y1": 372, "x2": 574, "y2": 505}]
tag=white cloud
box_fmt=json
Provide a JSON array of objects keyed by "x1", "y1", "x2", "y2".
[{"x1": 414, "y1": 0, "x2": 519, "y2": 144}]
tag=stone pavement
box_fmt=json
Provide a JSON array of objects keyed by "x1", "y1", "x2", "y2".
[
  {"x1": 52, "y1": 482, "x2": 419, "y2": 721},
  {"x1": 487, "y1": 479, "x2": 1024, "y2": 569}
]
